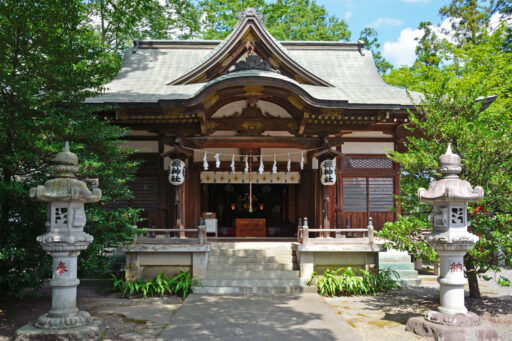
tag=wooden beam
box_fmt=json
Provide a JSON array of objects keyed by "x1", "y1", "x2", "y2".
[
  {"x1": 178, "y1": 136, "x2": 343, "y2": 149},
  {"x1": 198, "y1": 112, "x2": 207, "y2": 135},
  {"x1": 208, "y1": 118, "x2": 297, "y2": 133}
]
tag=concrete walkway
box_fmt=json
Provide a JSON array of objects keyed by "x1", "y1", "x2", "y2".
[{"x1": 160, "y1": 293, "x2": 363, "y2": 341}]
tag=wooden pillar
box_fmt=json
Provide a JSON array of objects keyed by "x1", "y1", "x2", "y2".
[{"x1": 322, "y1": 185, "x2": 331, "y2": 237}]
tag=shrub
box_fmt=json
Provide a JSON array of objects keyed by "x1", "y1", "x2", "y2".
[
  {"x1": 308, "y1": 267, "x2": 401, "y2": 297},
  {"x1": 110, "y1": 271, "x2": 202, "y2": 298}
]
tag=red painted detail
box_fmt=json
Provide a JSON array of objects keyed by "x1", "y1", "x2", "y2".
[
  {"x1": 450, "y1": 262, "x2": 463, "y2": 272},
  {"x1": 56, "y1": 261, "x2": 68, "y2": 275}
]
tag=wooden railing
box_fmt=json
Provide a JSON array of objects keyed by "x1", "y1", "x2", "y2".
[
  {"x1": 135, "y1": 219, "x2": 207, "y2": 244},
  {"x1": 297, "y1": 217, "x2": 375, "y2": 245}
]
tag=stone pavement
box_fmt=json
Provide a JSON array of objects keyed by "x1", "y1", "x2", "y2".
[{"x1": 161, "y1": 293, "x2": 363, "y2": 341}]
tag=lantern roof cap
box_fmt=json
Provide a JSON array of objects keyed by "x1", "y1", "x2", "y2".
[
  {"x1": 418, "y1": 144, "x2": 483, "y2": 203},
  {"x1": 29, "y1": 142, "x2": 102, "y2": 203},
  {"x1": 54, "y1": 142, "x2": 78, "y2": 167}
]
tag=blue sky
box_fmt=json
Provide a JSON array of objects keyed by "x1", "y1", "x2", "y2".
[{"x1": 315, "y1": 0, "x2": 450, "y2": 66}]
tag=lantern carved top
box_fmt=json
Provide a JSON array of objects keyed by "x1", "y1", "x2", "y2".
[
  {"x1": 418, "y1": 145, "x2": 483, "y2": 203},
  {"x1": 29, "y1": 142, "x2": 102, "y2": 203}
]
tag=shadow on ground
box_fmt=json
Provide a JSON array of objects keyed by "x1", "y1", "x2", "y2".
[{"x1": 161, "y1": 293, "x2": 361, "y2": 341}]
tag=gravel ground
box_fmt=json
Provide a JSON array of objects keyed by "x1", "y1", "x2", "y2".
[{"x1": 324, "y1": 268, "x2": 512, "y2": 341}]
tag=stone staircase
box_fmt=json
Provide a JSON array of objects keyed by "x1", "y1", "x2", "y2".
[
  {"x1": 194, "y1": 242, "x2": 315, "y2": 294},
  {"x1": 378, "y1": 249, "x2": 421, "y2": 286}
]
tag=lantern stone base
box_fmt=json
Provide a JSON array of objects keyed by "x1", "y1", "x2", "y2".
[
  {"x1": 14, "y1": 317, "x2": 103, "y2": 341},
  {"x1": 406, "y1": 311, "x2": 498, "y2": 341}
]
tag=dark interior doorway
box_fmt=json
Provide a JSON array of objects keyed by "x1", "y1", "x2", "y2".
[{"x1": 207, "y1": 184, "x2": 294, "y2": 237}]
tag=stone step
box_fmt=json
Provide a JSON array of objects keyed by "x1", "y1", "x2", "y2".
[
  {"x1": 207, "y1": 262, "x2": 296, "y2": 271},
  {"x1": 193, "y1": 285, "x2": 317, "y2": 294},
  {"x1": 379, "y1": 262, "x2": 415, "y2": 271},
  {"x1": 210, "y1": 249, "x2": 295, "y2": 257},
  {"x1": 392, "y1": 270, "x2": 419, "y2": 280},
  {"x1": 378, "y1": 253, "x2": 412, "y2": 263},
  {"x1": 208, "y1": 255, "x2": 296, "y2": 264},
  {"x1": 211, "y1": 242, "x2": 293, "y2": 250},
  {"x1": 400, "y1": 278, "x2": 422, "y2": 286},
  {"x1": 198, "y1": 278, "x2": 308, "y2": 287},
  {"x1": 204, "y1": 270, "x2": 300, "y2": 280}
]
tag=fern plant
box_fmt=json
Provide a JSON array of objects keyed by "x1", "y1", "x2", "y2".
[
  {"x1": 109, "y1": 271, "x2": 201, "y2": 298},
  {"x1": 309, "y1": 267, "x2": 401, "y2": 297}
]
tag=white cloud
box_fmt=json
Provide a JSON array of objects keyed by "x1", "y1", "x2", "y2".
[
  {"x1": 382, "y1": 18, "x2": 456, "y2": 67},
  {"x1": 344, "y1": 11, "x2": 353, "y2": 20},
  {"x1": 489, "y1": 12, "x2": 512, "y2": 31},
  {"x1": 369, "y1": 17, "x2": 403, "y2": 28},
  {"x1": 382, "y1": 28, "x2": 422, "y2": 66}
]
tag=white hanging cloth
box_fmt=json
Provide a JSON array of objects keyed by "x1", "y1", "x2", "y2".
[
  {"x1": 300, "y1": 151, "x2": 304, "y2": 170},
  {"x1": 287, "y1": 152, "x2": 291, "y2": 172},
  {"x1": 215, "y1": 153, "x2": 221, "y2": 168},
  {"x1": 258, "y1": 155, "x2": 264, "y2": 174},
  {"x1": 272, "y1": 154, "x2": 277, "y2": 174},
  {"x1": 231, "y1": 154, "x2": 235, "y2": 173},
  {"x1": 203, "y1": 152, "x2": 208, "y2": 170},
  {"x1": 244, "y1": 155, "x2": 249, "y2": 173}
]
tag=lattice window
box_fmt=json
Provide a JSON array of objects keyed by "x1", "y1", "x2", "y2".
[
  {"x1": 343, "y1": 177, "x2": 394, "y2": 212},
  {"x1": 107, "y1": 176, "x2": 158, "y2": 210},
  {"x1": 343, "y1": 157, "x2": 393, "y2": 169},
  {"x1": 343, "y1": 177, "x2": 367, "y2": 212},
  {"x1": 369, "y1": 178, "x2": 394, "y2": 212}
]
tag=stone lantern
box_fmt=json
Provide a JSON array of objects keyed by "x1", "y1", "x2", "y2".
[
  {"x1": 406, "y1": 145, "x2": 497, "y2": 341},
  {"x1": 16, "y1": 142, "x2": 104, "y2": 340}
]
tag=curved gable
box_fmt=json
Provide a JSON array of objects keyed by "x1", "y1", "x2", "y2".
[{"x1": 168, "y1": 8, "x2": 333, "y2": 87}]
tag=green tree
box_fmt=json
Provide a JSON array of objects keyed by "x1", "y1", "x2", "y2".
[
  {"x1": 85, "y1": 0, "x2": 201, "y2": 80},
  {"x1": 0, "y1": 0, "x2": 140, "y2": 298},
  {"x1": 381, "y1": 24, "x2": 512, "y2": 298},
  {"x1": 199, "y1": 0, "x2": 351, "y2": 41},
  {"x1": 358, "y1": 27, "x2": 393, "y2": 74}
]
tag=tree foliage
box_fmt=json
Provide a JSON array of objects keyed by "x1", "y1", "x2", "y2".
[
  {"x1": 381, "y1": 0, "x2": 512, "y2": 298},
  {"x1": 84, "y1": 0, "x2": 200, "y2": 81},
  {"x1": 199, "y1": 0, "x2": 351, "y2": 41},
  {"x1": 0, "y1": 0, "x2": 141, "y2": 298},
  {"x1": 358, "y1": 27, "x2": 393, "y2": 74}
]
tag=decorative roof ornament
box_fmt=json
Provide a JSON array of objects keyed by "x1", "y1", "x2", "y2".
[
  {"x1": 236, "y1": 7, "x2": 264, "y2": 22},
  {"x1": 228, "y1": 54, "x2": 280, "y2": 74},
  {"x1": 418, "y1": 144, "x2": 484, "y2": 202}
]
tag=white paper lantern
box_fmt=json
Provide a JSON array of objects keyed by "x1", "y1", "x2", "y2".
[
  {"x1": 320, "y1": 159, "x2": 336, "y2": 185},
  {"x1": 169, "y1": 159, "x2": 186, "y2": 185}
]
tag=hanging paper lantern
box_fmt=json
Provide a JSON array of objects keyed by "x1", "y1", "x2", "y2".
[
  {"x1": 169, "y1": 159, "x2": 186, "y2": 185},
  {"x1": 320, "y1": 159, "x2": 336, "y2": 185}
]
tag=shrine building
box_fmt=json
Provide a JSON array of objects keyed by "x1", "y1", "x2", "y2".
[{"x1": 87, "y1": 8, "x2": 423, "y2": 288}]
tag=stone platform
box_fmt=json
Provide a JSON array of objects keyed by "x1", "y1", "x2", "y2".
[
  {"x1": 15, "y1": 319, "x2": 103, "y2": 341},
  {"x1": 406, "y1": 311, "x2": 498, "y2": 341}
]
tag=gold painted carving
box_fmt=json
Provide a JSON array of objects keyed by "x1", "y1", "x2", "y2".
[
  {"x1": 203, "y1": 93, "x2": 219, "y2": 109},
  {"x1": 244, "y1": 85, "x2": 264, "y2": 96},
  {"x1": 206, "y1": 121, "x2": 219, "y2": 130},
  {"x1": 241, "y1": 121, "x2": 263, "y2": 130},
  {"x1": 287, "y1": 95, "x2": 303, "y2": 110}
]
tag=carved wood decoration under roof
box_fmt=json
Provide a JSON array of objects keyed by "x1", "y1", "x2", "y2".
[{"x1": 168, "y1": 8, "x2": 333, "y2": 87}]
